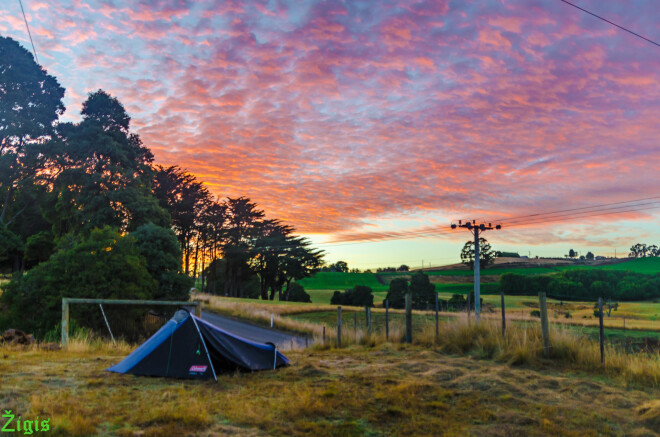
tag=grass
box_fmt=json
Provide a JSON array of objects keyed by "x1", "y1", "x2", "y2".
[
  {"x1": 194, "y1": 293, "x2": 660, "y2": 389},
  {"x1": 1, "y1": 329, "x2": 659, "y2": 436},
  {"x1": 297, "y1": 272, "x2": 388, "y2": 292}
]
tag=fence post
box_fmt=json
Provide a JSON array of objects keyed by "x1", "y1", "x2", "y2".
[
  {"x1": 405, "y1": 292, "x2": 412, "y2": 343},
  {"x1": 539, "y1": 292, "x2": 550, "y2": 357},
  {"x1": 61, "y1": 298, "x2": 69, "y2": 347},
  {"x1": 598, "y1": 297, "x2": 605, "y2": 364},
  {"x1": 435, "y1": 293, "x2": 439, "y2": 341},
  {"x1": 354, "y1": 312, "x2": 357, "y2": 336},
  {"x1": 323, "y1": 326, "x2": 326, "y2": 345},
  {"x1": 385, "y1": 299, "x2": 389, "y2": 341},
  {"x1": 367, "y1": 307, "x2": 372, "y2": 336},
  {"x1": 194, "y1": 302, "x2": 202, "y2": 318},
  {"x1": 501, "y1": 291, "x2": 506, "y2": 339},
  {"x1": 337, "y1": 306, "x2": 342, "y2": 348},
  {"x1": 467, "y1": 292, "x2": 471, "y2": 323}
]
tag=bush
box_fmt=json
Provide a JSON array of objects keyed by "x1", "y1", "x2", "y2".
[
  {"x1": 383, "y1": 278, "x2": 407, "y2": 309},
  {"x1": 330, "y1": 285, "x2": 373, "y2": 307},
  {"x1": 410, "y1": 272, "x2": 436, "y2": 310},
  {"x1": 1, "y1": 227, "x2": 156, "y2": 337},
  {"x1": 286, "y1": 283, "x2": 311, "y2": 303},
  {"x1": 531, "y1": 310, "x2": 541, "y2": 318}
]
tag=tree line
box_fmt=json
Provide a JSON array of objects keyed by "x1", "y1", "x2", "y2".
[{"x1": 0, "y1": 37, "x2": 323, "y2": 335}]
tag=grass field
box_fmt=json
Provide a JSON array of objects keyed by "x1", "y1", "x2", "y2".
[{"x1": 1, "y1": 339, "x2": 658, "y2": 436}]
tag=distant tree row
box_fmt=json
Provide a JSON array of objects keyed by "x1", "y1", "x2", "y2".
[
  {"x1": 629, "y1": 243, "x2": 660, "y2": 258},
  {"x1": 500, "y1": 270, "x2": 660, "y2": 301}
]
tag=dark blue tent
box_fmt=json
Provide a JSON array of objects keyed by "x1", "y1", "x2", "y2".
[{"x1": 107, "y1": 309, "x2": 289, "y2": 380}]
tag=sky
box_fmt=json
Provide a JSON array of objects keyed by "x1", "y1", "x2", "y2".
[{"x1": 2, "y1": 0, "x2": 660, "y2": 269}]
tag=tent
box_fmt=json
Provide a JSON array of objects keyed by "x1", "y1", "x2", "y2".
[{"x1": 107, "y1": 309, "x2": 289, "y2": 380}]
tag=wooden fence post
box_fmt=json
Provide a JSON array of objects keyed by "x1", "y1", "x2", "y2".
[
  {"x1": 194, "y1": 302, "x2": 202, "y2": 318},
  {"x1": 61, "y1": 298, "x2": 69, "y2": 346},
  {"x1": 354, "y1": 312, "x2": 357, "y2": 336},
  {"x1": 435, "y1": 293, "x2": 439, "y2": 341},
  {"x1": 539, "y1": 292, "x2": 550, "y2": 357},
  {"x1": 501, "y1": 291, "x2": 506, "y2": 339},
  {"x1": 598, "y1": 297, "x2": 605, "y2": 364},
  {"x1": 367, "y1": 307, "x2": 372, "y2": 336},
  {"x1": 337, "y1": 307, "x2": 342, "y2": 348},
  {"x1": 405, "y1": 293, "x2": 412, "y2": 343},
  {"x1": 323, "y1": 326, "x2": 326, "y2": 345},
  {"x1": 385, "y1": 299, "x2": 389, "y2": 341},
  {"x1": 467, "y1": 292, "x2": 471, "y2": 323}
]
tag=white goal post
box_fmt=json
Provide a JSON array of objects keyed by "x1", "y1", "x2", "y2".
[{"x1": 61, "y1": 298, "x2": 202, "y2": 346}]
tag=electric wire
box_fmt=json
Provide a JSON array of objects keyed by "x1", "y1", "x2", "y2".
[
  {"x1": 17, "y1": 0, "x2": 39, "y2": 63},
  {"x1": 557, "y1": 0, "x2": 660, "y2": 48}
]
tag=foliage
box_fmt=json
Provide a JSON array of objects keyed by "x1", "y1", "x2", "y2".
[
  {"x1": 495, "y1": 251, "x2": 520, "y2": 258},
  {"x1": 330, "y1": 285, "x2": 374, "y2": 307},
  {"x1": 460, "y1": 237, "x2": 494, "y2": 270},
  {"x1": 630, "y1": 243, "x2": 660, "y2": 258},
  {"x1": 24, "y1": 230, "x2": 55, "y2": 265},
  {"x1": 286, "y1": 283, "x2": 311, "y2": 303},
  {"x1": 0, "y1": 37, "x2": 65, "y2": 226},
  {"x1": 130, "y1": 223, "x2": 192, "y2": 301},
  {"x1": 409, "y1": 272, "x2": 436, "y2": 310},
  {"x1": 1, "y1": 227, "x2": 156, "y2": 337},
  {"x1": 321, "y1": 261, "x2": 348, "y2": 272},
  {"x1": 500, "y1": 269, "x2": 660, "y2": 301},
  {"x1": 47, "y1": 90, "x2": 169, "y2": 236},
  {"x1": 383, "y1": 277, "x2": 408, "y2": 308}
]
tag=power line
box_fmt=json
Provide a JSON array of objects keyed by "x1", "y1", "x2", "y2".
[
  {"x1": 557, "y1": 0, "x2": 660, "y2": 48},
  {"x1": 17, "y1": 0, "x2": 39, "y2": 64}
]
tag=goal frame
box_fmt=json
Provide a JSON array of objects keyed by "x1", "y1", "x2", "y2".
[{"x1": 61, "y1": 298, "x2": 202, "y2": 346}]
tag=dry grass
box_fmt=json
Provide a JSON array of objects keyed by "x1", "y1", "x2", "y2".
[
  {"x1": 0, "y1": 340, "x2": 658, "y2": 436},
  {"x1": 197, "y1": 293, "x2": 660, "y2": 387}
]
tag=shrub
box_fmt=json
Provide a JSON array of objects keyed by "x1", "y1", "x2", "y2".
[
  {"x1": 330, "y1": 285, "x2": 373, "y2": 307},
  {"x1": 530, "y1": 310, "x2": 541, "y2": 318},
  {"x1": 1, "y1": 227, "x2": 156, "y2": 337},
  {"x1": 286, "y1": 283, "x2": 311, "y2": 303},
  {"x1": 384, "y1": 278, "x2": 407, "y2": 309}
]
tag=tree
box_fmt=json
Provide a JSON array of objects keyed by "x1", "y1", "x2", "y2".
[
  {"x1": 152, "y1": 166, "x2": 213, "y2": 275},
  {"x1": 46, "y1": 90, "x2": 168, "y2": 236},
  {"x1": 585, "y1": 251, "x2": 594, "y2": 261},
  {"x1": 384, "y1": 277, "x2": 408, "y2": 309},
  {"x1": 1, "y1": 227, "x2": 156, "y2": 337},
  {"x1": 568, "y1": 249, "x2": 576, "y2": 259},
  {"x1": 0, "y1": 37, "x2": 65, "y2": 226},
  {"x1": 409, "y1": 272, "x2": 436, "y2": 310},
  {"x1": 460, "y1": 238, "x2": 494, "y2": 270},
  {"x1": 629, "y1": 243, "x2": 648, "y2": 258},
  {"x1": 397, "y1": 264, "x2": 410, "y2": 272}
]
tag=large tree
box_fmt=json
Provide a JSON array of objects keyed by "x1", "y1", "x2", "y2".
[
  {"x1": 0, "y1": 37, "x2": 65, "y2": 226},
  {"x1": 460, "y1": 238, "x2": 494, "y2": 270},
  {"x1": 46, "y1": 90, "x2": 168, "y2": 235}
]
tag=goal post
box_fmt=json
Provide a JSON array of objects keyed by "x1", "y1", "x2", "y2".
[{"x1": 61, "y1": 298, "x2": 202, "y2": 346}]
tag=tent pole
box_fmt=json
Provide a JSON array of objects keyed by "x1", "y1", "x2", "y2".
[
  {"x1": 191, "y1": 316, "x2": 217, "y2": 382},
  {"x1": 273, "y1": 346, "x2": 277, "y2": 370}
]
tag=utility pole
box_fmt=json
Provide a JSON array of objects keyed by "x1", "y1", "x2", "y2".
[{"x1": 451, "y1": 220, "x2": 502, "y2": 322}]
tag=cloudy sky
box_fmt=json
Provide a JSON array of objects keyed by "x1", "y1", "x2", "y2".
[{"x1": 2, "y1": 0, "x2": 659, "y2": 268}]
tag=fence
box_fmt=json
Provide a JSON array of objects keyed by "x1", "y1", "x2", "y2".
[{"x1": 327, "y1": 291, "x2": 608, "y2": 363}]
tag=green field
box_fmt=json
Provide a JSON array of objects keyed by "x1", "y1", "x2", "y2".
[{"x1": 297, "y1": 272, "x2": 388, "y2": 292}]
